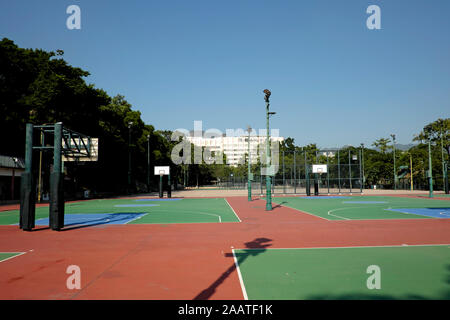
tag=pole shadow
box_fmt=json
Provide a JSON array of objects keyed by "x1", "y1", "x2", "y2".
[{"x1": 193, "y1": 237, "x2": 272, "y2": 300}]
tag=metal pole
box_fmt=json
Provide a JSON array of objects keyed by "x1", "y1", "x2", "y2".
[
  {"x1": 326, "y1": 151, "x2": 330, "y2": 194},
  {"x1": 441, "y1": 128, "x2": 445, "y2": 191},
  {"x1": 128, "y1": 122, "x2": 133, "y2": 193},
  {"x1": 305, "y1": 150, "x2": 310, "y2": 196},
  {"x1": 37, "y1": 129, "x2": 43, "y2": 202},
  {"x1": 410, "y1": 153, "x2": 414, "y2": 191},
  {"x1": 265, "y1": 90, "x2": 272, "y2": 211},
  {"x1": 283, "y1": 150, "x2": 286, "y2": 194},
  {"x1": 428, "y1": 139, "x2": 433, "y2": 198},
  {"x1": 338, "y1": 148, "x2": 341, "y2": 194},
  {"x1": 247, "y1": 127, "x2": 252, "y2": 201},
  {"x1": 50, "y1": 122, "x2": 64, "y2": 231},
  {"x1": 20, "y1": 123, "x2": 35, "y2": 230},
  {"x1": 359, "y1": 148, "x2": 362, "y2": 193},
  {"x1": 391, "y1": 134, "x2": 397, "y2": 190},
  {"x1": 349, "y1": 150, "x2": 352, "y2": 194},
  {"x1": 147, "y1": 134, "x2": 150, "y2": 192},
  {"x1": 361, "y1": 143, "x2": 365, "y2": 189},
  {"x1": 294, "y1": 150, "x2": 297, "y2": 194}
]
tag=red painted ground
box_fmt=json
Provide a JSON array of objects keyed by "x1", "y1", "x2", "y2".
[{"x1": 0, "y1": 196, "x2": 449, "y2": 300}]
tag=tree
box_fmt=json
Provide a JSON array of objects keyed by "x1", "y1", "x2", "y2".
[{"x1": 372, "y1": 138, "x2": 391, "y2": 154}]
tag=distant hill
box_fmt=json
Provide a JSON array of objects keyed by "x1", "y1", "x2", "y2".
[{"x1": 372, "y1": 143, "x2": 416, "y2": 152}]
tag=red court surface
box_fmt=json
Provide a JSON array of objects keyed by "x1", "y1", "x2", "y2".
[{"x1": 1, "y1": 196, "x2": 450, "y2": 300}]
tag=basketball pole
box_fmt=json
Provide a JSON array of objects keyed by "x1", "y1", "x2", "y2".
[
  {"x1": 264, "y1": 89, "x2": 273, "y2": 211},
  {"x1": 428, "y1": 139, "x2": 433, "y2": 198},
  {"x1": 247, "y1": 126, "x2": 252, "y2": 202},
  {"x1": 159, "y1": 174, "x2": 163, "y2": 198}
]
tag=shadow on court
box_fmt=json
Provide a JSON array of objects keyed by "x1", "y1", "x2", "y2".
[
  {"x1": 272, "y1": 201, "x2": 288, "y2": 209},
  {"x1": 193, "y1": 237, "x2": 272, "y2": 300}
]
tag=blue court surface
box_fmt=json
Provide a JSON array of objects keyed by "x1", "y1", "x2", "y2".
[
  {"x1": 386, "y1": 208, "x2": 450, "y2": 219},
  {"x1": 34, "y1": 213, "x2": 148, "y2": 227}
]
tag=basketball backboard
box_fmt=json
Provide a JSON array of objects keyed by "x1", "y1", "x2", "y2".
[
  {"x1": 312, "y1": 164, "x2": 327, "y2": 174},
  {"x1": 154, "y1": 166, "x2": 170, "y2": 175}
]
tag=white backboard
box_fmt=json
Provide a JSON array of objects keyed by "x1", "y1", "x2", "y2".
[
  {"x1": 312, "y1": 164, "x2": 327, "y2": 173},
  {"x1": 154, "y1": 166, "x2": 170, "y2": 175}
]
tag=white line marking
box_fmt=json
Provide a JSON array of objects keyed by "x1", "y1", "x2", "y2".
[
  {"x1": 125, "y1": 213, "x2": 150, "y2": 224},
  {"x1": 275, "y1": 202, "x2": 330, "y2": 221},
  {"x1": 234, "y1": 244, "x2": 450, "y2": 250},
  {"x1": 0, "y1": 252, "x2": 27, "y2": 263},
  {"x1": 232, "y1": 249, "x2": 248, "y2": 300},
  {"x1": 225, "y1": 199, "x2": 241, "y2": 222},
  {"x1": 327, "y1": 208, "x2": 352, "y2": 220},
  {"x1": 193, "y1": 212, "x2": 222, "y2": 223}
]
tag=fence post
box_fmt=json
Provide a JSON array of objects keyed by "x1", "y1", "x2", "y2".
[
  {"x1": 349, "y1": 150, "x2": 352, "y2": 194},
  {"x1": 338, "y1": 148, "x2": 341, "y2": 194},
  {"x1": 283, "y1": 150, "x2": 286, "y2": 194},
  {"x1": 359, "y1": 148, "x2": 362, "y2": 193},
  {"x1": 294, "y1": 151, "x2": 297, "y2": 194},
  {"x1": 327, "y1": 151, "x2": 330, "y2": 194}
]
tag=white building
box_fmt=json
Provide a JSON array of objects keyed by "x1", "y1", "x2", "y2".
[{"x1": 185, "y1": 134, "x2": 284, "y2": 166}]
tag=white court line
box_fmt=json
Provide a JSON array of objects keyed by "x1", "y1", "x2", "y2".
[
  {"x1": 225, "y1": 199, "x2": 241, "y2": 222},
  {"x1": 327, "y1": 207, "x2": 354, "y2": 220},
  {"x1": 275, "y1": 202, "x2": 330, "y2": 221},
  {"x1": 234, "y1": 244, "x2": 450, "y2": 251},
  {"x1": 195, "y1": 212, "x2": 222, "y2": 223},
  {"x1": 0, "y1": 252, "x2": 27, "y2": 263},
  {"x1": 232, "y1": 249, "x2": 248, "y2": 300},
  {"x1": 125, "y1": 213, "x2": 150, "y2": 224}
]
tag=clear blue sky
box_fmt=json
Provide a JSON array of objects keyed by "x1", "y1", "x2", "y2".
[{"x1": 1, "y1": 0, "x2": 449, "y2": 148}]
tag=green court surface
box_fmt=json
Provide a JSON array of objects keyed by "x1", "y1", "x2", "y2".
[
  {"x1": 0, "y1": 198, "x2": 240, "y2": 225},
  {"x1": 419, "y1": 194, "x2": 450, "y2": 198},
  {"x1": 274, "y1": 196, "x2": 450, "y2": 220},
  {"x1": 0, "y1": 252, "x2": 24, "y2": 262},
  {"x1": 234, "y1": 245, "x2": 450, "y2": 300}
]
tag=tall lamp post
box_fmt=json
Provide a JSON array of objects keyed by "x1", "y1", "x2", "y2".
[
  {"x1": 247, "y1": 125, "x2": 252, "y2": 201},
  {"x1": 264, "y1": 89, "x2": 275, "y2": 211},
  {"x1": 440, "y1": 128, "x2": 448, "y2": 194},
  {"x1": 391, "y1": 134, "x2": 397, "y2": 190},
  {"x1": 428, "y1": 138, "x2": 433, "y2": 198},
  {"x1": 147, "y1": 134, "x2": 151, "y2": 192},
  {"x1": 128, "y1": 121, "x2": 133, "y2": 193},
  {"x1": 360, "y1": 143, "x2": 365, "y2": 189}
]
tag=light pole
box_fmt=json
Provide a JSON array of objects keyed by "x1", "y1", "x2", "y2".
[
  {"x1": 147, "y1": 134, "x2": 151, "y2": 192},
  {"x1": 428, "y1": 138, "x2": 433, "y2": 198},
  {"x1": 361, "y1": 143, "x2": 365, "y2": 189},
  {"x1": 264, "y1": 89, "x2": 275, "y2": 211},
  {"x1": 391, "y1": 134, "x2": 397, "y2": 190},
  {"x1": 128, "y1": 121, "x2": 133, "y2": 193},
  {"x1": 440, "y1": 128, "x2": 447, "y2": 193},
  {"x1": 409, "y1": 152, "x2": 414, "y2": 191},
  {"x1": 247, "y1": 125, "x2": 252, "y2": 201},
  {"x1": 11, "y1": 157, "x2": 18, "y2": 200}
]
